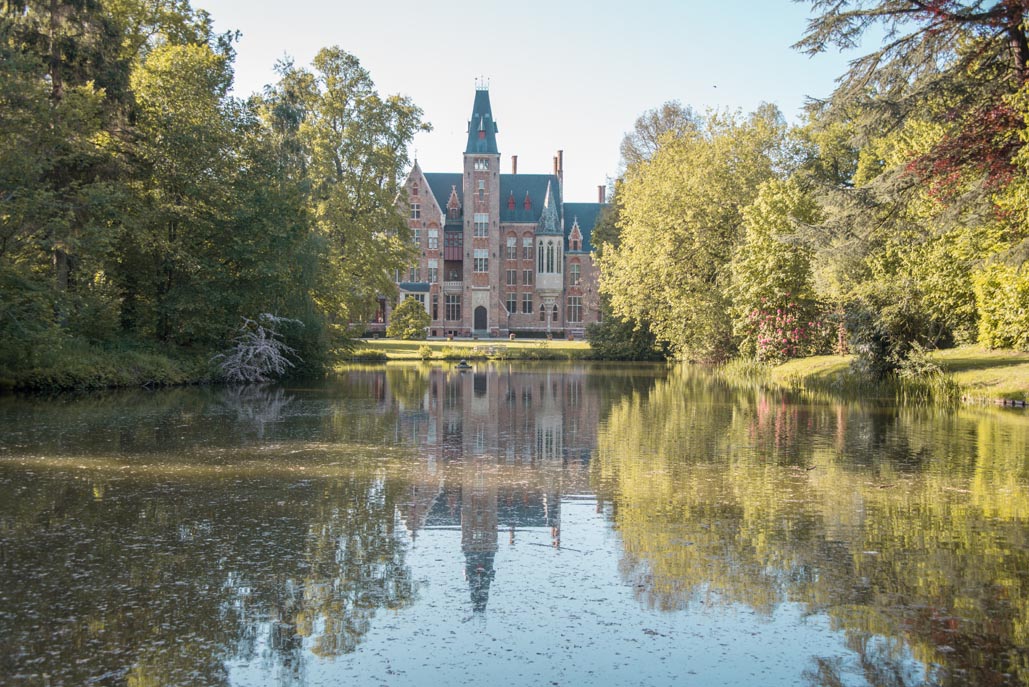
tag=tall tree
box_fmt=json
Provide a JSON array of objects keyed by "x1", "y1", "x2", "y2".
[
  {"x1": 278, "y1": 47, "x2": 428, "y2": 325},
  {"x1": 598, "y1": 106, "x2": 789, "y2": 362}
]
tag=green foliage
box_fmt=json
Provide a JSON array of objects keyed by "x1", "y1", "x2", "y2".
[
  {"x1": 417, "y1": 344, "x2": 433, "y2": 361},
  {"x1": 585, "y1": 307, "x2": 666, "y2": 361},
  {"x1": 386, "y1": 297, "x2": 430, "y2": 340},
  {"x1": 729, "y1": 179, "x2": 825, "y2": 362},
  {"x1": 1, "y1": 2, "x2": 422, "y2": 387},
  {"x1": 973, "y1": 264, "x2": 1029, "y2": 351},
  {"x1": 598, "y1": 106, "x2": 790, "y2": 362}
]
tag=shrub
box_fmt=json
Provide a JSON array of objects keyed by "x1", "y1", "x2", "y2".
[
  {"x1": 973, "y1": 264, "x2": 1029, "y2": 351},
  {"x1": 418, "y1": 344, "x2": 433, "y2": 361},
  {"x1": 387, "y1": 297, "x2": 430, "y2": 340}
]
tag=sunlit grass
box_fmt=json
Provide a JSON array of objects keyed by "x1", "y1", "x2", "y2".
[
  {"x1": 934, "y1": 346, "x2": 1029, "y2": 403},
  {"x1": 347, "y1": 337, "x2": 591, "y2": 362},
  {"x1": 753, "y1": 348, "x2": 1029, "y2": 404}
]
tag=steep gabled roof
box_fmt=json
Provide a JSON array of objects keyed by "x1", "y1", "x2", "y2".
[
  {"x1": 423, "y1": 173, "x2": 463, "y2": 218},
  {"x1": 465, "y1": 88, "x2": 499, "y2": 155},
  {"x1": 563, "y1": 202, "x2": 605, "y2": 253}
]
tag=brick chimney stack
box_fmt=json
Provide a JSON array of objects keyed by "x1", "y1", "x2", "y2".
[
  {"x1": 598, "y1": 185, "x2": 606, "y2": 204},
  {"x1": 512, "y1": 155, "x2": 517, "y2": 174}
]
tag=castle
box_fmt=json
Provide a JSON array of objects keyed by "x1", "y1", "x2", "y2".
[{"x1": 375, "y1": 86, "x2": 605, "y2": 338}]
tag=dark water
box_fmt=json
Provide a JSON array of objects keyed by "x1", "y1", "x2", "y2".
[{"x1": 1, "y1": 363, "x2": 1028, "y2": 686}]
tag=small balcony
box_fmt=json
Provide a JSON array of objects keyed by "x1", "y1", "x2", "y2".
[{"x1": 443, "y1": 281, "x2": 463, "y2": 293}]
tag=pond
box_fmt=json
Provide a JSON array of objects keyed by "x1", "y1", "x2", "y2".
[{"x1": 1, "y1": 363, "x2": 1028, "y2": 686}]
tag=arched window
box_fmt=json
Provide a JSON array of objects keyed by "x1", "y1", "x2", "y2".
[
  {"x1": 556, "y1": 245, "x2": 562, "y2": 273},
  {"x1": 538, "y1": 240, "x2": 544, "y2": 272},
  {"x1": 546, "y1": 241, "x2": 554, "y2": 273},
  {"x1": 553, "y1": 304, "x2": 559, "y2": 322},
  {"x1": 539, "y1": 303, "x2": 546, "y2": 321}
]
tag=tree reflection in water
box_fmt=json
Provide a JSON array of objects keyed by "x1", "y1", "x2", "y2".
[
  {"x1": 1, "y1": 364, "x2": 1028, "y2": 686},
  {"x1": 593, "y1": 366, "x2": 1029, "y2": 686}
]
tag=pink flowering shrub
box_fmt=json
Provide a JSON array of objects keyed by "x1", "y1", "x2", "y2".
[{"x1": 744, "y1": 298, "x2": 835, "y2": 364}]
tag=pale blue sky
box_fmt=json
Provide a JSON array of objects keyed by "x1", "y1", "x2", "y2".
[{"x1": 197, "y1": 0, "x2": 863, "y2": 201}]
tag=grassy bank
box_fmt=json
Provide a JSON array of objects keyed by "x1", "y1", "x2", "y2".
[
  {"x1": 348, "y1": 338, "x2": 591, "y2": 363},
  {"x1": 1, "y1": 343, "x2": 214, "y2": 392},
  {"x1": 723, "y1": 346, "x2": 1029, "y2": 405}
]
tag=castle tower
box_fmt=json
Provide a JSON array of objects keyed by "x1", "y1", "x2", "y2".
[{"x1": 463, "y1": 85, "x2": 502, "y2": 336}]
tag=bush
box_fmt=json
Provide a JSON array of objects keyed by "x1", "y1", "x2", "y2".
[
  {"x1": 387, "y1": 297, "x2": 430, "y2": 340},
  {"x1": 418, "y1": 344, "x2": 433, "y2": 361},
  {"x1": 973, "y1": 264, "x2": 1029, "y2": 351}
]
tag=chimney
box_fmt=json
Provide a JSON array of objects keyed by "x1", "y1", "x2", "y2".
[
  {"x1": 598, "y1": 185, "x2": 606, "y2": 204},
  {"x1": 512, "y1": 155, "x2": 518, "y2": 175},
  {"x1": 553, "y1": 155, "x2": 559, "y2": 176},
  {"x1": 557, "y1": 150, "x2": 564, "y2": 188}
]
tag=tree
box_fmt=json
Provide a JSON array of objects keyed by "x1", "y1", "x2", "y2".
[
  {"x1": 729, "y1": 178, "x2": 827, "y2": 362},
  {"x1": 619, "y1": 100, "x2": 701, "y2": 170},
  {"x1": 386, "y1": 297, "x2": 429, "y2": 340},
  {"x1": 797, "y1": 1, "x2": 1029, "y2": 186},
  {"x1": 598, "y1": 106, "x2": 789, "y2": 362},
  {"x1": 279, "y1": 47, "x2": 428, "y2": 326}
]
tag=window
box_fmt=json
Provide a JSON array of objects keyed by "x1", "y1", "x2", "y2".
[
  {"x1": 407, "y1": 266, "x2": 419, "y2": 282},
  {"x1": 553, "y1": 304, "x2": 560, "y2": 321},
  {"x1": 432, "y1": 294, "x2": 439, "y2": 320},
  {"x1": 412, "y1": 185, "x2": 418, "y2": 196},
  {"x1": 569, "y1": 262, "x2": 580, "y2": 285},
  {"x1": 473, "y1": 248, "x2": 488, "y2": 273},
  {"x1": 445, "y1": 294, "x2": 461, "y2": 321},
  {"x1": 506, "y1": 269, "x2": 517, "y2": 286},
  {"x1": 539, "y1": 303, "x2": 546, "y2": 321},
  {"x1": 474, "y1": 213, "x2": 489, "y2": 237},
  {"x1": 428, "y1": 229, "x2": 438, "y2": 250},
  {"x1": 546, "y1": 241, "x2": 555, "y2": 273},
  {"x1": 522, "y1": 237, "x2": 533, "y2": 260},
  {"x1": 413, "y1": 228, "x2": 421, "y2": 244},
  {"x1": 506, "y1": 292, "x2": 517, "y2": 314},
  {"x1": 506, "y1": 236, "x2": 517, "y2": 259},
  {"x1": 474, "y1": 158, "x2": 489, "y2": 171},
  {"x1": 522, "y1": 269, "x2": 533, "y2": 285},
  {"x1": 428, "y1": 259, "x2": 438, "y2": 284},
  {"x1": 410, "y1": 203, "x2": 420, "y2": 219},
  {"x1": 567, "y1": 296, "x2": 582, "y2": 323},
  {"x1": 477, "y1": 179, "x2": 485, "y2": 199},
  {"x1": 537, "y1": 241, "x2": 544, "y2": 272},
  {"x1": 406, "y1": 293, "x2": 426, "y2": 308},
  {"x1": 522, "y1": 293, "x2": 533, "y2": 313}
]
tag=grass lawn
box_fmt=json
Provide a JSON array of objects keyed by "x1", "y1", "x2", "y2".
[
  {"x1": 764, "y1": 346, "x2": 1029, "y2": 404},
  {"x1": 349, "y1": 337, "x2": 591, "y2": 361},
  {"x1": 934, "y1": 347, "x2": 1029, "y2": 402}
]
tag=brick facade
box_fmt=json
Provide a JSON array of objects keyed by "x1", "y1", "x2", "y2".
[{"x1": 388, "y1": 87, "x2": 604, "y2": 339}]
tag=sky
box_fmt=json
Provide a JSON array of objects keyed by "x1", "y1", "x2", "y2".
[{"x1": 196, "y1": 0, "x2": 866, "y2": 202}]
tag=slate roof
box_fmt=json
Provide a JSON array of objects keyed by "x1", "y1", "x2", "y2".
[
  {"x1": 423, "y1": 173, "x2": 463, "y2": 218},
  {"x1": 499, "y1": 173, "x2": 562, "y2": 224},
  {"x1": 466, "y1": 88, "x2": 500, "y2": 155},
  {"x1": 399, "y1": 282, "x2": 430, "y2": 293},
  {"x1": 563, "y1": 202, "x2": 605, "y2": 254}
]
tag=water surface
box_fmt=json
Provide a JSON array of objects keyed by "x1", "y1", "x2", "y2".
[{"x1": 1, "y1": 364, "x2": 1028, "y2": 686}]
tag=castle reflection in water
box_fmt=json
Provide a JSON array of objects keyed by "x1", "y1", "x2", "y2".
[{"x1": 350, "y1": 364, "x2": 602, "y2": 612}]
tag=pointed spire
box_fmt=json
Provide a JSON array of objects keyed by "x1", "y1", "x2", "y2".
[
  {"x1": 538, "y1": 180, "x2": 560, "y2": 234},
  {"x1": 465, "y1": 87, "x2": 499, "y2": 155}
]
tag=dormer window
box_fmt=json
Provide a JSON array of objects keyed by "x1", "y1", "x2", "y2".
[
  {"x1": 508, "y1": 192, "x2": 515, "y2": 210},
  {"x1": 524, "y1": 192, "x2": 532, "y2": 210}
]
